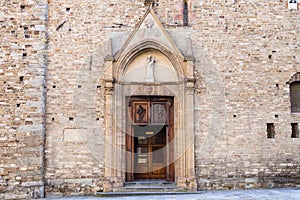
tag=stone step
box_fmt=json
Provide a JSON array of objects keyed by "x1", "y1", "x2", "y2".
[
  {"x1": 112, "y1": 181, "x2": 188, "y2": 193},
  {"x1": 95, "y1": 181, "x2": 198, "y2": 197},
  {"x1": 123, "y1": 180, "x2": 176, "y2": 187},
  {"x1": 113, "y1": 187, "x2": 179, "y2": 193},
  {"x1": 96, "y1": 191, "x2": 200, "y2": 197}
]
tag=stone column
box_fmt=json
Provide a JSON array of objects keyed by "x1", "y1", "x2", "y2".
[
  {"x1": 184, "y1": 82, "x2": 197, "y2": 191},
  {"x1": 103, "y1": 79, "x2": 114, "y2": 192},
  {"x1": 103, "y1": 57, "x2": 124, "y2": 191},
  {"x1": 113, "y1": 83, "x2": 125, "y2": 185},
  {"x1": 183, "y1": 58, "x2": 197, "y2": 191}
]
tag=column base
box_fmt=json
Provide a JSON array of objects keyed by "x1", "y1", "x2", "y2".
[
  {"x1": 103, "y1": 177, "x2": 124, "y2": 192},
  {"x1": 176, "y1": 176, "x2": 197, "y2": 192}
]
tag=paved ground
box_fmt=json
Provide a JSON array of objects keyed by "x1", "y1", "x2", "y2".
[{"x1": 46, "y1": 188, "x2": 300, "y2": 200}]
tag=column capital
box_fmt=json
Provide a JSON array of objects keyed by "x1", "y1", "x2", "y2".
[
  {"x1": 104, "y1": 78, "x2": 115, "y2": 95},
  {"x1": 185, "y1": 78, "x2": 196, "y2": 89}
]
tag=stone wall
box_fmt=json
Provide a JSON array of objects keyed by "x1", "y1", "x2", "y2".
[
  {"x1": 1, "y1": 0, "x2": 299, "y2": 198},
  {"x1": 44, "y1": 0, "x2": 145, "y2": 197},
  {"x1": 45, "y1": 0, "x2": 300, "y2": 194},
  {"x1": 191, "y1": 0, "x2": 300, "y2": 190},
  {"x1": 0, "y1": 0, "x2": 48, "y2": 199}
]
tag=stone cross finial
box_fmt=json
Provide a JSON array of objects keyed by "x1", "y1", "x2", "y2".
[{"x1": 144, "y1": 0, "x2": 155, "y2": 8}]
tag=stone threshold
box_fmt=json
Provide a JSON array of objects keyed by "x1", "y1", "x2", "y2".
[
  {"x1": 97, "y1": 180, "x2": 199, "y2": 197},
  {"x1": 95, "y1": 191, "x2": 200, "y2": 197}
]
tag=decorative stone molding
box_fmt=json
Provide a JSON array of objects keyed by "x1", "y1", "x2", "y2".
[{"x1": 102, "y1": 8, "x2": 196, "y2": 192}]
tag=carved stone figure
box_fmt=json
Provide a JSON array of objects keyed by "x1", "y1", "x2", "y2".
[
  {"x1": 155, "y1": 104, "x2": 165, "y2": 121},
  {"x1": 137, "y1": 105, "x2": 146, "y2": 121},
  {"x1": 145, "y1": 55, "x2": 155, "y2": 82}
]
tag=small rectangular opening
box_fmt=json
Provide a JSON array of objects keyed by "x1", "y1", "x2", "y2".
[
  {"x1": 183, "y1": 1, "x2": 189, "y2": 26},
  {"x1": 267, "y1": 123, "x2": 275, "y2": 139},
  {"x1": 291, "y1": 123, "x2": 299, "y2": 138}
]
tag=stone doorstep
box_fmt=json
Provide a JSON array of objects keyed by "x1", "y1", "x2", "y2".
[
  {"x1": 96, "y1": 181, "x2": 199, "y2": 196},
  {"x1": 123, "y1": 180, "x2": 176, "y2": 187},
  {"x1": 96, "y1": 191, "x2": 200, "y2": 197}
]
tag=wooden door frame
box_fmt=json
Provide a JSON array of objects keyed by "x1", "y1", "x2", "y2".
[{"x1": 125, "y1": 96, "x2": 174, "y2": 182}]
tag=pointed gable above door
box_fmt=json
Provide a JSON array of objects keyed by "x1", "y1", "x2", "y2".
[{"x1": 113, "y1": 8, "x2": 185, "y2": 61}]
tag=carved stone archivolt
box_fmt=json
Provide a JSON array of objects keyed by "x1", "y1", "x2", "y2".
[{"x1": 102, "y1": 8, "x2": 196, "y2": 192}]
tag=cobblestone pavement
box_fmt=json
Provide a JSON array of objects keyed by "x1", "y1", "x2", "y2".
[{"x1": 46, "y1": 188, "x2": 300, "y2": 200}]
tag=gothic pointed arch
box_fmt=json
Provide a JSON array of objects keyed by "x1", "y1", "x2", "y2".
[
  {"x1": 101, "y1": 8, "x2": 196, "y2": 192},
  {"x1": 108, "y1": 9, "x2": 186, "y2": 83},
  {"x1": 114, "y1": 41, "x2": 185, "y2": 83}
]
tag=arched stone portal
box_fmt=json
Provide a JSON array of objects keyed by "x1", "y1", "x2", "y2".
[{"x1": 102, "y1": 8, "x2": 196, "y2": 192}]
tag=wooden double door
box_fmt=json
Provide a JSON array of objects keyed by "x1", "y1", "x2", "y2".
[{"x1": 126, "y1": 96, "x2": 174, "y2": 181}]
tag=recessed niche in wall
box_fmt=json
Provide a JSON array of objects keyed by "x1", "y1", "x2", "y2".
[
  {"x1": 183, "y1": 0, "x2": 189, "y2": 26},
  {"x1": 290, "y1": 81, "x2": 300, "y2": 113},
  {"x1": 291, "y1": 123, "x2": 299, "y2": 138},
  {"x1": 267, "y1": 123, "x2": 275, "y2": 139}
]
